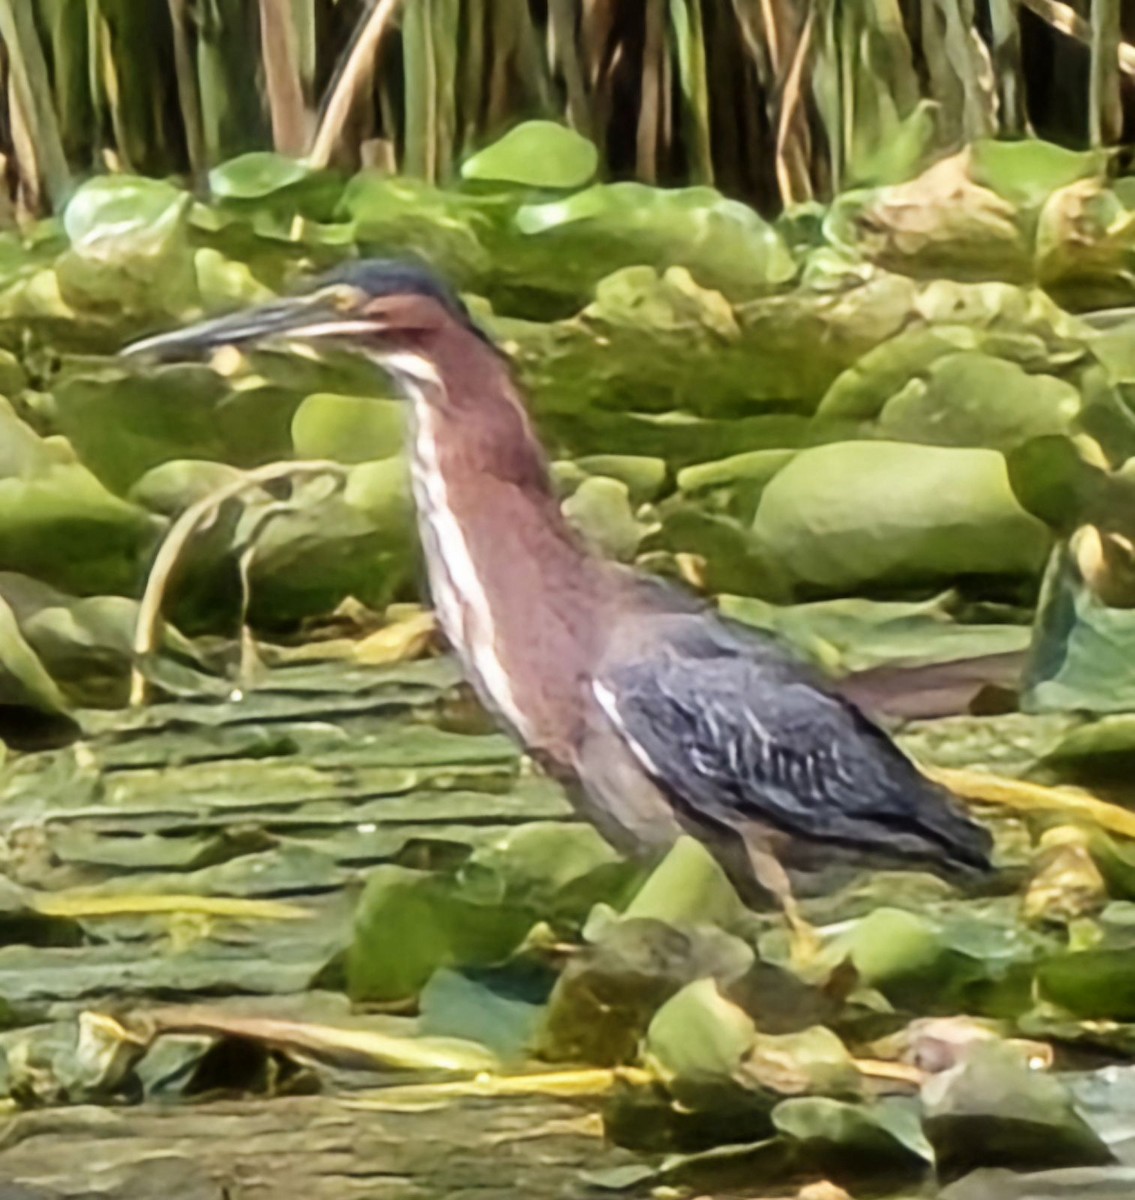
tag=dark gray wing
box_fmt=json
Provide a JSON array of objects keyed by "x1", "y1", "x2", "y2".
[{"x1": 594, "y1": 612, "x2": 992, "y2": 872}]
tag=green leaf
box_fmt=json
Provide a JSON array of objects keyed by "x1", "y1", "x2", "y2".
[
  {"x1": 584, "y1": 266, "x2": 736, "y2": 340},
  {"x1": 472, "y1": 823, "x2": 633, "y2": 920},
  {"x1": 418, "y1": 967, "x2": 549, "y2": 1063},
  {"x1": 818, "y1": 327, "x2": 982, "y2": 421},
  {"x1": 52, "y1": 364, "x2": 265, "y2": 494},
  {"x1": 561, "y1": 476, "x2": 652, "y2": 562},
  {"x1": 194, "y1": 248, "x2": 276, "y2": 311},
  {"x1": 923, "y1": 1041, "x2": 1114, "y2": 1173},
  {"x1": 513, "y1": 185, "x2": 796, "y2": 304},
  {"x1": 347, "y1": 824, "x2": 634, "y2": 1003},
  {"x1": 63, "y1": 176, "x2": 188, "y2": 249},
  {"x1": 338, "y1": 175, "x2": 490, "y2": 284},
  {"x1": 676, "y1": 450, "x2": 796, "y2": 524},
  {"x1": 644, "y1": 978, "x2": 755, "y2": 1085},
  {"x1": 1005, "y1": 437, "x2": 1109, "y2": 531},
  {"x1": 346, "y1": 865, "x2": 535, "y2": 1004},
  {"x1": 1024, "y1": 544, "x2": 1135, "y2": 714},
  {"x1": 1039, "y1": 719, "x2": 1135, "y2": 796},
  {"x1": 719, "y1": 592, "x2": 1031, "y2": 677},
  {"x1": 654, "y1": 504, "x2": 790, "y2": 600},
  {"x1": 623, "y1": 836, "x2": 746, "y2": 929},
  {"x1": 208, "y1": 153, "x2": 313, "y2": 201},
  {"x1": 238, "y1": 459, "x2": 417, "y2": 625},
  {"x1": 835, "y1": 906, "x2": 946, "y2": 986},
  {"x1": 129, "y1": 460, "x2": 249, "y2": 515},
  {"x1": 461, "y1": 120, "x2": 598, "y2": 189},
  {"x1": 969, "y1": 140, "x2": 1105, "y2": 210},
  {"x1": 877, "y1": 353, "x2": 1082, "y2": 450},
  {"x1": 575, "y1": 455, "x2": 668, "y2": 505},
  {"x1": 752, "y1": 441, "x2": 1051, "y2": 593},
  {"x1": 0, "y1": 573, "x2": 185, "y2": 709},
  {"x1": 290, "y1": 394, "x2": 405, "y2": 464},
  {"x1": 539, "y1": 917, "x2": 754, "y2": 1066},
  {"x1": 128, "y1": 454, "x2": 417, "y2": 632},
  {"x1": 0, "y1": 594, "x2": 67, "y2": 714},
  {"x1": 1037, "y1": 948, "x2": 1135, "y2": 1021},
  {"x1": 850, "y1": 102, "x2": 938, "y2": 189},
  {"x1": 508, "y1": 269, "x2": 920, "y2": 430},
  {"x1": 0, "y1": 397, "x2": 155, "y2": 596},
  {"x1": 773, "y1": 1096, "x2": 934, "y2": 1167},
  {"x1": 747, "y1": 1027, "x2": 861, "y2": 1097},
  {"x1": 56, "y1": 177, "x2": 197, "y2": 322}
]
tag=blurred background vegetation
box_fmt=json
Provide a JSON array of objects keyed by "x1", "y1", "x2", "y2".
[{"x1": 2, "y1": 0, "x2": 1134, "y2": 218}]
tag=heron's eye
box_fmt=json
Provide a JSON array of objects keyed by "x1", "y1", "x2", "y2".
[{"x1": 322, "y1": 284, "x2": 365, "y2": 312}]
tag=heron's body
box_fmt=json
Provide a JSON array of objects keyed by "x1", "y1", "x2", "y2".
[
  {"x1": 124, "y1": 260, "x2": 994, "y2": 920},
  {"x1": 389, "y1": 316, "x2": 991, "y2": 902}
]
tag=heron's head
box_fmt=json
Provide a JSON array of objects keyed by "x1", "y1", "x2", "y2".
[{"x1": 122, "y1": 259, "x2": 494, "y2": 400}]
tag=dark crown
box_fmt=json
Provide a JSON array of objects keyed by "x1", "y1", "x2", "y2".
[{"x1": 320, "y1": 258, "x2": 489, "y2": 342}]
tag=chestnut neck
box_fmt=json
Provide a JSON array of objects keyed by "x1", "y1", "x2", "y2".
[{"x1": 396, "y1": 324, "x2": 611, "y2": 760}]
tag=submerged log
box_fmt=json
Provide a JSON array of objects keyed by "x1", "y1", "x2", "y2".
[{"x1": 0, "y1": 1091, "x2": 634, "y2": 1200}]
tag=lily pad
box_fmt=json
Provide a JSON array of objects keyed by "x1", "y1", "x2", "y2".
[
  {"x1": 209, "y1": 154, "x2": 314, "y2": 201},
  {"x1": 0, "y1": 398, "x2": 156, "y2": 596},
  {"x1": 290, "y1": 394, "x2": 405, "y2": 464},
  {"x1": 418, "y1": 967, "x2": 550, "y2": 1063},
  {"x1": 1024, "y1": 545, "x2": 1135, "y2": 714},
  {"x1": 644, "y1": 978, "x2": 755, "y2": 1086},
  {"x1": 969, "y1": 140, "x2": 1105, "y2": 211},
  {"x1": 461, "y1": 121, "x2": 598, "y2": 190},
  {"x1": 772, "y1": 1095, "x2": 934, "y2": 1170},
  {"x1": 539, "y1": 917, "x2": 754, "y2": 1066},
  {"x1": 346, "y1": 823, "x2": 634, "y2": 1003},
  {"x1": 622, "y1": 836, "x2": 746, "y2": 929},
  {"x1": 0, "y1": 595, "x2": 68, "y2": 714},
  {"x1": 923, "y1": 1041, "x2": 1114, "y2": 1174},
  {"x1": 877, "y1": 353, "x2": 1082, "y2": 450},
  {"x1": 751, "y1": 441, "x2": 1051, "y2": 594},
  {"x1": 63, "y1": 176, "x2": 189, "y2": 249},
  {"x1": 512, "y1": 184, "x2": 796, "y2": 304},
  {"x1": 561, "y1": 476, "x2": 653, "y2": 561},
  {"x1": 720, "y1": 592, "x2": 1031, "y2": 677}
]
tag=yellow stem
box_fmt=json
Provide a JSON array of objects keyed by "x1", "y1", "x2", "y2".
[{"x1": 925, "y1": 764, "x2": 1135, "y2": 840}]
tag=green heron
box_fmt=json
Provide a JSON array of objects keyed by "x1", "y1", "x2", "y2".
[{"x1": 125, "y1": 260, "x2": 993, "y2": 959}]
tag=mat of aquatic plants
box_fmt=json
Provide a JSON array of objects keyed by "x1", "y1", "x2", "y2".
[
  {"x1": 0, "y1": 650, "x2": 1133, "y2": 1199},
  {"x1": 3, "y1": 127, "x2": 1135, "y2": 713},
  {"x1": 5, "y1": 122, "x2": 1135, "y2": 1195}
]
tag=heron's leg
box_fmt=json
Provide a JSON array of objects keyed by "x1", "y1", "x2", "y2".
[{"x1": 740, "y1": 832, "x2": 822, "y2": 970}]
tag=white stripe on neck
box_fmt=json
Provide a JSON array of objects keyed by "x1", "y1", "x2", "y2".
[{"x1": 388, "y1": 352, "x2": 531, "y2": 740}]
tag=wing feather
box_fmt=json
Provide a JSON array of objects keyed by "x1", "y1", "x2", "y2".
[{"x1": 597, "y1": 616, "x2": 991, "y2": 872}]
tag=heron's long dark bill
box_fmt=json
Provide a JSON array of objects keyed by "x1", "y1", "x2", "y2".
[{"x1": 121, "y1": 293, "x2": 376, "y2": 362}]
